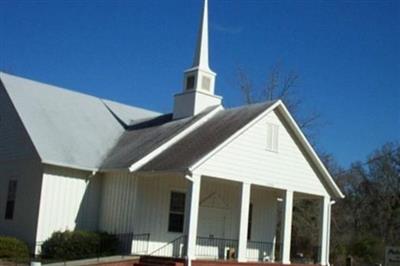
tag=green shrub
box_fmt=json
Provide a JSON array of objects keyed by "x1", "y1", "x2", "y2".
[
  {"x1": 350, "y1": 235, "x2": 385, "y2": 264},
  {"x1": 0, "y1": 236, "x2": 30, "y2": 259},
  {"x1": 41, "y1": 230, "x2": 118, "y2": 260}
]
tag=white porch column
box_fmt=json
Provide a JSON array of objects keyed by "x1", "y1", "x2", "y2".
[
  {"x1": 237, "y1": 182, "x2": 251, "y2": 262},
  {"x1": 319, "y1": 196, "x2": 331, "y2": 266},
  {"x1": 184, "y1": 174, "x2": 201, "y2": 262},
  {"x1": 327, "y1": 201, "x2": 332, "y2": 265},
  {"x1": 281, "y1": 190, "x2": 293, "y2": 264}
]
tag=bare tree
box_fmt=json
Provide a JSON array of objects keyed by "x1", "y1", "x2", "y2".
[{"x1": 235, "y1": 62, "x2": 321, "y2": 138}]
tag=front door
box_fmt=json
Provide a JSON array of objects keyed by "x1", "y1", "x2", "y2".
[{"x1": 198, "y1": 207, "x2": 226, "y2": 238}]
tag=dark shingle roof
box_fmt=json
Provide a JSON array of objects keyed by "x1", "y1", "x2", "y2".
[
  {"x1": 139, "y1": 101, "x2": 276, "y2": 172},
  {"x1": 100, "y1": 105, "x2": 219, "y2": 170}
]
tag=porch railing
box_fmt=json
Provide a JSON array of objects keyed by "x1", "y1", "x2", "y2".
[
  {"x1": 150, "y1": 235, "x2": 187, "y2": 258},
  {"x1": 246, "y1": 240, "x2": 274, "y2": 262},
  {"x1": 195, "y1": 236, "x2": 238, "y2": 260}
]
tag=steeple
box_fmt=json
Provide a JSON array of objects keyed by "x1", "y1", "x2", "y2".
[
  {"x1": 173, "y1": 0, "x2": 222, "y2": 119},
  {"x1": 192, "y1": 0, "x2": 211, "y2": 71}
]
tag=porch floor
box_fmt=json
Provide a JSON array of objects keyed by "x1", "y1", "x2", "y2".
[
  {"x1": 193, "y1": 260, "x2": 317, "y2": 266},
  {"x1": 132, "y1": 256, "x2": 318, "y2": 266}
]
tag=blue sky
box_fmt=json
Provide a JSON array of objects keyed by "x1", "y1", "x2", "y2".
[{"x1": 1, "y1": 0, "x2": 399, "y2": 168}]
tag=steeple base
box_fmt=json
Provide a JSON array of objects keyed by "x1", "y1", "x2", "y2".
[{"x1": 173, "y1": 90, "x2": 222, "y2": 119}]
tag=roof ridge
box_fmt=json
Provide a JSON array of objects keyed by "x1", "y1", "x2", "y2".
[{"x1": 0, "y1": 72, "x2": 158, "y2": 114}]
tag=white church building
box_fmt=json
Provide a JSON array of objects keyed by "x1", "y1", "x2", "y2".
[{"x1": 0, "y1": 1, "x2": 343, "y2": 265}]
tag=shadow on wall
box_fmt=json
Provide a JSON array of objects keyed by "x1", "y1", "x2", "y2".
[{"x1": 75, "y1": 174, "x2": 102, "y2": 231}]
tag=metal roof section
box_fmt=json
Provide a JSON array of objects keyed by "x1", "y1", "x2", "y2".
[{"x1": 0, "y1": 72, "x2": 158, "y2": 170}]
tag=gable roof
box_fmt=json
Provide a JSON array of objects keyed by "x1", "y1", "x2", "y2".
[
  {"x1": 129, "y1": 100, "x2": 344, "y2": 199},
  {"x1": 100, "y1": 105, "x2": 219, "y2": 170},
  {"x1": 0, "y1": 72, "x2": 343, "y2": 198},
  {"x1": 138, "y1": 101, "x2": 276, "y2": 172},
  {"x1": 0, "y1": 72, "x2": 159, "y2": 170}
]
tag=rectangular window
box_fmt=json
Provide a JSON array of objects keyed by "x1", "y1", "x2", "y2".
[
  {"x1": 186, "y1": 76, "x2": 195, "y2": 90},
  {"x1": 168, "y1": 192, "x2": 186, "y2": 233},
  {"x1": 266, "y1": 123, "x2": 279, "y2": 152},
  {"x1": 247, "y1": 203, "x2": 253, "y2": 240},
  {"x1": 5, "y1": 180, "x2": 17, "y2": 220}
]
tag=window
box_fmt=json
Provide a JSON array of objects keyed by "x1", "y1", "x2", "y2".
[
  {"x1": 168, "y1": 192, "x2": 186, "y2": 233},
  {"x1": 266, "y1": 123, "x2": 279, "y2": 152},
  {"x1": 201, "y1": 76, "x2": 211, "y2": 91},
  {"x1": 186, "y1": 76, "x2": 195, "y2": 90},
  {"x1": 247, "y1": 203, "x2": 253, "y2": 240},
  {"x1": 5, "y1": 180, "x2": 17, "y2": 220}
]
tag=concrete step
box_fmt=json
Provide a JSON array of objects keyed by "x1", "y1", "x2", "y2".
[{"x1": 139, "y1": 256, "x2": 185, "y2": 264}]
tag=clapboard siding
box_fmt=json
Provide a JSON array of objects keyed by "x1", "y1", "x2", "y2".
[
  {"x1": 35, "y1": 166, "x2": 101, "y2": 247},
  {"x1": 0, "y1": 159, "x2": 43, "y2": 251},
  {"x1": 194, "y1": 110, "x2": 329, "y2": 196}
]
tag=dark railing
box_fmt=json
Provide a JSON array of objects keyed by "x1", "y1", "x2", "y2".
[
  {"x1": 150, "y1": 235, "x2": 187, "y2": 258},
  {"x1": 246, "y1": 240, "x2": 274, "y2": 261},
  {"x1": 195, "y1": 236, "x2": 238, "y2": 260}
]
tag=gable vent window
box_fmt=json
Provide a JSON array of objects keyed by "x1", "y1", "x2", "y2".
[
  {"x1": 5, "y1": 180, "x2": 18, "y2": 220},
  {"x1": 201, "y1": 76, "x2": 211, "y2": 91},
  {"x1": 266, "y1": 123, "x2": 279, "y2": 152},
  {"x1": 168, "y1": 192, "x2": 186, "y2": 233}
]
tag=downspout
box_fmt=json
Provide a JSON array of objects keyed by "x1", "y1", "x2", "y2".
[
  {"x1": 184, "y1": 170, "x2": 194, "y2": 182},
  {"x1": 327, "y1": 200, "x2": 335, "y2": 266}
]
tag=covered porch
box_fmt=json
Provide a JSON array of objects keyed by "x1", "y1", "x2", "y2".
[{"x1": 128, "y1": 173, "x2": 331, "y2": 265}]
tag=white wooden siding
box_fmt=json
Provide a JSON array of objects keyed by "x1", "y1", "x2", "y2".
[
  {"x1": 194, "y1": 110, "x2": 329, "y2": 196},
  {"x1": 35, "y1": 166, "x2": 101, "y2": 248},
  {"x1": 99, "y1": 172, "x2": 138, "y2": 233},
  {"x1": 99, "y1": 174, "x2": 278, "y2": 256},
  {"x1": 0, "y1": 159, "x2": 43, "y2": 251},
  {"x1": 99, "y1": 173, "x2": 188, "y2": 252}
]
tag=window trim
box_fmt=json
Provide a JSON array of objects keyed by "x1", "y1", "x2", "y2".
[
  {"x1": 266, "y1": 122, "x2": 279, "y2": 153},
  {"x1": 5, "y1": 179, "x2": 18, "y2": 220},
  {"x1": 168, "y1": 191, "x2": 186, "y2": 233}
]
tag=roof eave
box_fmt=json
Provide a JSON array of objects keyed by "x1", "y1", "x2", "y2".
[{"x1": 275, "y1": 103, "x2": 345, "y2": 199}]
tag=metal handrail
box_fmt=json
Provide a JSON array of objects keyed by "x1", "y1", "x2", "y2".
[
  {"x1": 150, "y1": 235, "x2": 187, "y2": 258},
  {"x1": 130, "y1": 233, "x2": 151, "y2": 255},
  {"x1": 195, "y1": 236, "x2": 238, "y2": 260},
  {"x1": 246, "y1": 240, "x2": 274, "y2": 261}
]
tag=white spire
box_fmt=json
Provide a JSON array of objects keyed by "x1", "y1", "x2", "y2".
[
  {"x1": 192, "y1": 0, "x2": 211, "y2": 71},
  {"x1": 173, "y1": 0, "x2": 222, "y2": 119}
]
